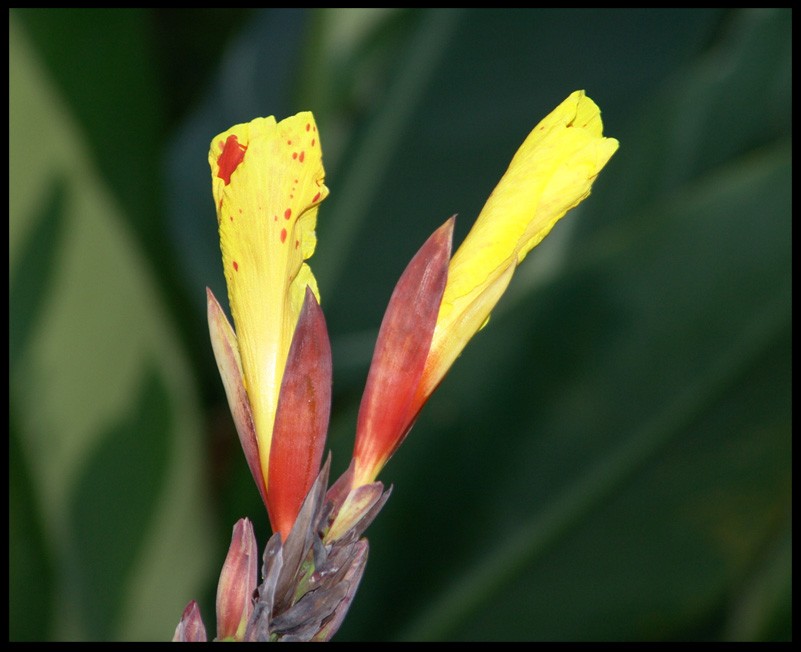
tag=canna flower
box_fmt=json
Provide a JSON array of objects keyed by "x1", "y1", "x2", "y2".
[
  {"x1": 185, "y1": 93, "x2": 618, "y2": 640},
  {"x1": 207, "y1": 113, "x2": 332, "y2": 541},
  {"x1": 348, "y1": 90, "x2": 619, "y2": 490}
]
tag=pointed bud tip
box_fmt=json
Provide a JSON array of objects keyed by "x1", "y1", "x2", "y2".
[
  {"x1": 216, "y1": 518, "x2": 258, "y2": 640},
  {"x1": 173, "y1": 600, "x2": 208, "y2": 642}
]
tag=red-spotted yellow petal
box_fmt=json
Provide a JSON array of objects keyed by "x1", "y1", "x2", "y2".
[
  {"x1": 209, "y1": 112, "x2": 328, "y2": 490},
  {"x1": 421, "y1": 90, "x2": 619, "y2": 397}
]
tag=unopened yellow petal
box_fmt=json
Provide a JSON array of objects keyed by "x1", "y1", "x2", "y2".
[
  {"x1": 209, "y1": 112, "x2": 329, "y2": 486},
  {"x1": 422, "y1": 91, "x2": 618, "y2": 396}
]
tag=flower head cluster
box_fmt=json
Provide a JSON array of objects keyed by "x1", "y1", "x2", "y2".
[{"x1": 175, "y1": 91, "x2": 618, "y2": 641}]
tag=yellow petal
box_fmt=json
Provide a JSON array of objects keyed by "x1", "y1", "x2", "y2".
[
  {"x1": 422, "y1": 91, "x2": 618, "y2": 396},
  {"x1": 209, "y1": 112, "x2": 329, "y2": 487}
]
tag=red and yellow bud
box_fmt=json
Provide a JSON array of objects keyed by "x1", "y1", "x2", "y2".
[
  {"x1": 209, "y1": 113, "x2": 328, "y2": 498},
  {"x1": 349, "y1": 91, "x2": 618, "y2": 489},
  {"x1": 207, "y1": 113, "x2": 331, "y2": 538}
]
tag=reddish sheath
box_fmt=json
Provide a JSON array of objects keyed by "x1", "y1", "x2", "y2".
[
  {"x1": 352, "y1": 218, "x2": 453, "y2": 486},
  {"x1": 267, "y1": 288, "x2": 332, "y2": 540}
]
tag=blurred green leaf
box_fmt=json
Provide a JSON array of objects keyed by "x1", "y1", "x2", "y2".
[
  {"x1": 67, "y1": 367, "x2": 172, "y2": 638},
  {"x1": 9, "y1": 409, "x2": 55, "y2": 641},
  {"x1": 10, "y1": 13, "x2": 214, "y2": 640},
  {"x1": 13, "y1": 9, "x2": 163, "y2": 257},
  {"x1": 10, "y1": 177, "x2": 68, "y2": 369}
]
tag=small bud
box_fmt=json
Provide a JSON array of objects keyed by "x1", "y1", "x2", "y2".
[
  {"x1": 326, "y1": 481, "x2": 390, "y2": 543},
  {"x1": 216, "y1": 518, "x2": 258, "y2": 641},
  {"x1": 172, "y1": 600, "x2": 207, "y2": 642}
]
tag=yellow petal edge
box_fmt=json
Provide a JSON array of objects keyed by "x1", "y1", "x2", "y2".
[
  {"x1": 209, "y1": 112, "x2": 329, "y2": 486},
  {"x1": 423, "y1": 91, "x2": 619, "y2": 396}
]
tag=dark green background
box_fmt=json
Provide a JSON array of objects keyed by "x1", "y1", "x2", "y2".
[{"x1": 10, "y1": 8, "x2": 791, "y2": 641}]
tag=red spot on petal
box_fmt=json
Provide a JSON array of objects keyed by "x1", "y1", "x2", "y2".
[
  {"x1": 233, "y1": 261, "x2": 239, "y2": 272},
  {"x1": 306, "y1": 123, "x2": 311, "y2": 132},
  {"x1": 311, "y1": 138, "x2": 316, "y2": 147},
  {"x1": 280, "y1": 228, "x2": 287, "y2": 243},
  {"x1": 229, "y1": 215, "x2": 234, "y2": 222},
  {"x1": 295, "y1": 239, "x2": 300, "y2": 249},
  {"x1": 287, "y1": 139, "x2": 292, "y2": 145},
  {"x1": 216, "y1": 135, "x2": 247, "y2": 185},
  {"x1": 292, "y1": 152, "x2": 298, "y2": 159},
  {"x1": 284, "y1": 208, "x2": 292, "y2": 220},
  {"x1": 299, "y1": 151, "x2": 305, "y2": 163},
  {"x1": 312, "y1": 192, "x2": 321, "y2": 203},
  {"x1": 273, "y1": 215, "x2": 278, "y2": 221}
]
